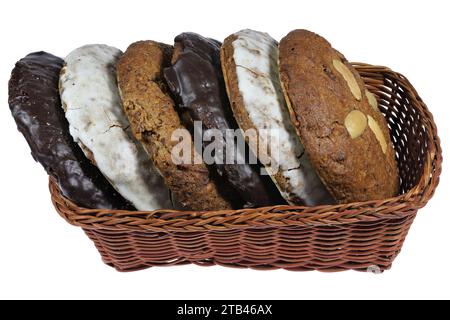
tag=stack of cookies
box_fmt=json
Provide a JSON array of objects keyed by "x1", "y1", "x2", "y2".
[{"x1": 8, "y1": 29, "x2": 399, "y2": 211}]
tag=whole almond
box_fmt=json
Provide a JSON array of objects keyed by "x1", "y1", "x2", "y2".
[
  {"x1": 366, "y1": 90, "x2": 379, "y2": 111},
  {"x1": 345, "y1": 110, "x2": 367, "y2": 139},
  {"x1": 368, "y1": 115, "x2": 387, "y2": 153},
  {"x1": 333, "y1": 59, "x2": 362, "y2": 101}
]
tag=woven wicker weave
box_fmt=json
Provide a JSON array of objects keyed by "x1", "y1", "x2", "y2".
[{"x1": 50, "y1": 63, "x2": 442, "y2": 272}]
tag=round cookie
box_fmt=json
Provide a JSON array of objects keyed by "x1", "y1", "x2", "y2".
[
  {"x1": 221, "y1": 29, "x2": 334, "y2": 206},
  {"x1": 8, "y1": 52, "x2": 131, "y2": 209},
  {"x1": 164, "y1": 32, "x2": 283, "y2": 208},
  {"x1": 116, "y1": 40, "x2": 233, "y2": 210},
  {"x1": 279, "y1": 30, "x2": 399, "y2": 203},
  {"x1": 59, "y1": 44, "x2": 172, "y2": 211}
]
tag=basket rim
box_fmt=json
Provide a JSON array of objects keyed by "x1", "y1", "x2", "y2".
[{"x1": 50, "y1": 63, "x2": 442, "y2": 232}]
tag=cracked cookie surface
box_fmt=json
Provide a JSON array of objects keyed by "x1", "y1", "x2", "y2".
[
  {"x1": 117, "y1": 40, "x2": 232, "y2": 210},
  {"x1": 221, "y1": 29, "x2": 334, "y2": 205},
  {"x1": 59, "y1": 44, "x2": 172, "y2": 210},
  {"x1": 279, "y1": 30, "x2": 399, "y2": 203}
]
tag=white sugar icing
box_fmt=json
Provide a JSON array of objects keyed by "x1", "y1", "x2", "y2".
[
  {"x1": 231, "y1": 30, "x2": 333, "y2": 205},
  {"x1": 60, "y1": 44, "x2": 172, "y2": 210}
]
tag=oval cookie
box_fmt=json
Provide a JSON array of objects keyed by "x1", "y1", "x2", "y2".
[
  {"x1": 117, "y1": 40, "x2": 233, "y2": 210},
  {"x1": 60, "y1": 44, "x2": 172, "y2": 211},
  {"x1": 221, "y1": 29, "x2": 334, "y2": 205},
  {"x1": 279, "y1": 30, "x2": 399, "y2": 203}
]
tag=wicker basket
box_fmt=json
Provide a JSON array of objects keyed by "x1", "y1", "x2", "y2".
[{"x1": 50, "y1": 63, "x2": 442, "y2": 272}]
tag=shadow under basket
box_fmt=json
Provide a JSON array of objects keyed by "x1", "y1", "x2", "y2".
[{"x1": 50, "y1": 63, "x2": 442, "y2": 272}]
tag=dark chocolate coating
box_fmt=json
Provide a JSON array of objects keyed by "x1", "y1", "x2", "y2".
[
  {"x1": 8, "y1": 52, "x2": 132, "y2": 210},
  {"x1": 164, "y1": 33, "x2": 281, "y2": 207}
]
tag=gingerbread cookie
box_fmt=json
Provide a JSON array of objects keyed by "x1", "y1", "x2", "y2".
[
  {"x1": 8, "y1": 52, "x2": 131, "y2": 209},
  {"x1": 221, "y1": 29, "x2": 334, "y2": 205},
  {"x1": 59, "y1": 44, "x2": 172, "y2": 211},
  {"x1": 279, "y1": 30, "x2": 399, "y2": 203},
  {"x1": 164, "y1": 32, "x2": 283, "y2": 208},
  {"x1": 117, "y1": 40, "x2": 233, "y2": 210}
]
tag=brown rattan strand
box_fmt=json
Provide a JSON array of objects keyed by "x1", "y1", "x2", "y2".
[{"x1": 50, "y1": 63, "x2": 442, "y2": 272}]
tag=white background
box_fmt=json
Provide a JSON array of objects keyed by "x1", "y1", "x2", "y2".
[{"x1": 0, "y1": 0, "x2": 449, "y2": 300}]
